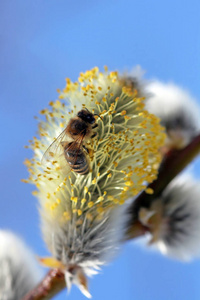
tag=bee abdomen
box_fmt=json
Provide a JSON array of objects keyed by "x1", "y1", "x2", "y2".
[
  {"x1": 73, "y1": 163, "x2": 89, "y2": 175},
  {"x1": 65, "y1": 148, "x2": 89, "y2": 175}
]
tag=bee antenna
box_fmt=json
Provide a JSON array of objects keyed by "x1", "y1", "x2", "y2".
[{"x1": 94, "y1": 114, "x2": 103, "y2": 121}]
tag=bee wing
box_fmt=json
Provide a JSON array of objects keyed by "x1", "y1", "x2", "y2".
[
  {"x1": 56, "y1": 140, "x2": 85, "y2": 176},
  {"x1": 41, "y1": 129, "x2": 67, "y2": 165},
  {"x1": 67, "y1": 134, "x2": 86, "y2": 168}
]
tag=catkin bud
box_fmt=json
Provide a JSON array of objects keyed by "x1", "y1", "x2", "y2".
[
  {"x1": 138, "y1": 175, "x2": 200, "y2": 261},
  {"x1": 0, "y1": 230, "x2": 42, "y2": 300},
  {"x1": 146, "y1": 81, "x2": 200, "y2": 151}
]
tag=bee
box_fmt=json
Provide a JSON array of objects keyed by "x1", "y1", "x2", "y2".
[
  {"x1": 42, "y1": 109, "x2": 99, "y2": 175},
  {"x1": 61, "y1": 141, "x2": 90, "y2": 175}
]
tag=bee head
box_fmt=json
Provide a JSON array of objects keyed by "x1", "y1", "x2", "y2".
[{"x1": 77, "y1": 109, "x2": 95, "y2": 124}]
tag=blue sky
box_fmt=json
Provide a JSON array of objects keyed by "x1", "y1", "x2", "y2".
[{"x1": 1, "y1": 0, "x2": 200, "y2": 299}]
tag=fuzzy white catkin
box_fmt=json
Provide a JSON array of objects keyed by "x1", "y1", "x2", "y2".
[
  {"x1": 119, "y1": 65, "x2": 148, "y2": 99},
  {"x1": 146, "y1": 175, "x2": 200, "y2": 261},
  {"x1": 0, "y1": 230, "x2": 42, "y2": 300},
  {"x1": 146, "y1": 81, "x2": 200, "y2": 148}
]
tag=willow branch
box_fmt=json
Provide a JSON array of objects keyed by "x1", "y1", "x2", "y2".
[
  {"x1": 22, "y1": 269, "x2": 65, "y2": 300},
  {"x1": 125, "y1": 133, "x2": 200, "y2": 239},
  {"x1": 22, "y1": 134, "x2": 200, "y2": 300}
]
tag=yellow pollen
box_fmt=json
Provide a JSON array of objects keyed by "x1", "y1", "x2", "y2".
[
  {"x1": 124, "y1": 115, "x2": 131, "y2": 120},
  {"x1": 145, "y1": 188, "x2": 154, "y2": 194},
  {"x1": 21, "y1": 179, "x2": 28, "y2": 183},
  {"x1": 119, "y1": 199, "x2": 125, "y2": 205},
  {"x1": 121, "y1": 110, "x2": 126, "y2": 116},
  {"x1": 32, "y1": 190, "x2": 38, "y2": 196},
  {"x1": 40, "y1": 109, "x2": 47, "y2": 115},
  {"x1": 92, "y1": 178, "x2": 97, "y2": 184},
  {"x1": 77, "y1": 209, "x2": 82, "y2": 216},
  {"x1": 123, "y1": 187, "x2": 129, "y2": 191},
  {"x1": 97, "y1": 207, "x2": 104, "y2": 214},
  {"x1": 125, "y1": 180, "x2": 133, "y2": 186},
  {"x1": 71, "y1": 196, "x2": 78, "y2": 203},
  {"x1": 86, "y1": 213, "x2": 93, "y2": 221},
  {"x1": 63, "y1": 211, "x2": 70, "y2": 220},
  {"x1": 113, "y1": 161, "x2": 118, "y2": 167},
  {"x1": 88, "y1": 201, "x2": 94, "y2": 208},
  {"x1": 81, "y1": 198, "x2": 86, "y2": 205}
]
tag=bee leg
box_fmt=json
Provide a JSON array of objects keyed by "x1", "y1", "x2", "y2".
[
  {"x1": 92, "y1": 124, "x2": 98, "y2": 129},
  {"x1": 91, "y1": 132, "x2": 97, "y2": 139}
]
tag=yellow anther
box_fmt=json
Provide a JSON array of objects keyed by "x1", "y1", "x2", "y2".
[
  {"x1": 123, "y1": 186, "x2": 129, "y2": 191},
  {"x1": 63, "y1": 211, "x2": 70, "y2": 220},
  {"x1": 71, "y1": 197, "x2": 78, "y2": 203},
  {"x1": 77, "y1": 209, "x2": 82, "y2": 216},
  {"x1": 81, "y1": 198, "x2": 86, "y2": 205},
  {"x1": 121, "y1": 110, "x2": 126, "y2": 116},
  {"x1": 119, "y1": 199, "x2": 125, "y2": 205},
  {"x1": 113, "y1": 161, "x2": 118, "y2": 167},
  {"x1": 97, "y1": 207, "x2": 104, "y2": 214},
  {"x1": 125, "y1": 180, "x2": 133, "y2": 186},
  {"x1": 145, "y1": 188, "x2": 154, "y2": 194},
  {"x1": 92, "y1": 178, "x2": 97, "y2": 184},
  {"x1": 88, "y1": 201, "x2": 94, "y2": 208},
  {"x1": 32, "y1": 190, "x2": 38, "y2": 196}
]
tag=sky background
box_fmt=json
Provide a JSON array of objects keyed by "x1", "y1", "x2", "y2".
[{"x1": 1, "y1": 0, "x2": 200, "y2": 299}]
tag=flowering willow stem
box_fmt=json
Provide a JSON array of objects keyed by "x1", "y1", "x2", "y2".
[
  {"x1": 22, "y1": 134, "x2": 200, "y2": 300},
  {"x1": 22, "y1": 269, "x2": 65, "y2": 300},
  {"x1": 125, "y1": 133, "x2": 200, "y2": 240}
]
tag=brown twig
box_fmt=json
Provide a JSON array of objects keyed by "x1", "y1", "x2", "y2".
[
  {"x1": 22, "y1": 134, "x2": 200, "y2": 300},
  {"x1": 22, "y1": 269, "x2": 65, "y2": 300},
  {"x1": 125, "y1": 133, "x2": 200, "y2": 239}
]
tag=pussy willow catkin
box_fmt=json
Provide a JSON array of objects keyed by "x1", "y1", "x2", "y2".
[{"x1": 24, "y1": 67, "x2": 165, "y2": 297}]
